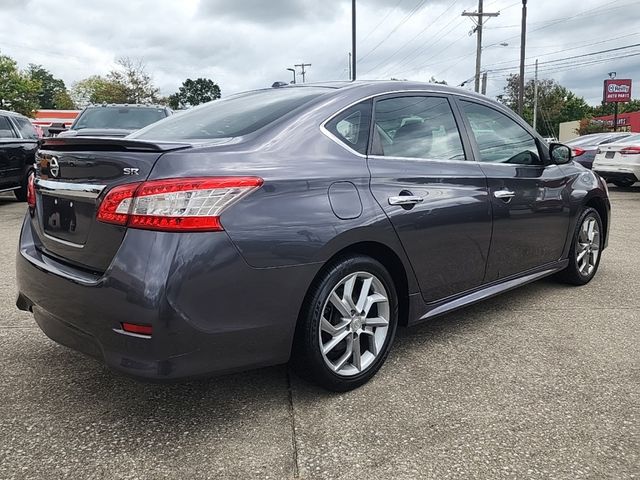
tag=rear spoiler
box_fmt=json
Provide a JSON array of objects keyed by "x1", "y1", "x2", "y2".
[{"x1": 41, "y1": 136, "x2": 193, "y2": 152}]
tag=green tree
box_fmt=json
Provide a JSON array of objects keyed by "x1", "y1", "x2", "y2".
[
  {"x1": 0, "y1": 53, "x2": 40, "y2": 116},
  {"x1": 591, "y1": 99, "x2": 640, "y2": 116},
  {"x1": 71, "y1": 57, "x2": 160, "y2": 106},
  {"x1": 168, "y1": 78, "x2": 221, "y2": 109},
  {"x1": 497, "y1": 74, "x2": 591, "y2": 138},
  {"x1": 428, "y1": 76, "x2": 447, "y2": 85},
  {"x1": 107, "y1": 57, "x2": 159, "y2": 104},
  {"x1": 27, "y1": 64, "x2": 74, "y2": 109},
  {"x1": 71, "y1": 75, "x2": 128, "y2": 106}
]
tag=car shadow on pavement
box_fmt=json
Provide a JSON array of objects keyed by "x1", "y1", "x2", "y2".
[{"x1": 11, "y1": 273, "x2": 569, "y2": 448}]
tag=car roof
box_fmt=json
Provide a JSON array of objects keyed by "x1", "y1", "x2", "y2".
[
  {"x1": 0, "y1": 109, "x2": 28, "y2": 118},
  {"x1": 273, "y1": 80, "x2": 487, "y2": 100}
]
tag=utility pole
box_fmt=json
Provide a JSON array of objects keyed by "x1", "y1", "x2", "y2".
[
  {"x1": 462, "y1": 1, "x2": 500, "y2": 93},
  {"x1": 532, "y1": 59, "x2": 539, "y2": 130},
  {"x1": 348, "y1": 52, "x2": 352, "y2": 81},
  {"x1": 295, "y1": 63, "x2": 312, "y2": 83},
  {"x1": 518, "y1": 0, "x2": 528, "y2": 116},
  {"x1": 481, "y1": 71, "x2": 488, "y2": 95},
  {"x1": 352, "y1": 0, "x2": 357, "y2": 81}
]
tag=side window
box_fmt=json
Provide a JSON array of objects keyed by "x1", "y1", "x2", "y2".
[
  {"x1": 325, "y1": 100, "x2": 372, "y2": 155},
  {"x1": 460, "y1": 101, "x2": 541, "y2": 165},
  {"x1": 373, "y1": 96, "x2": 465, "y2": 161},
  {"x1": 0, "y1": 116, "x2": 17, "y2": 139},
  {"x1": 13, "y1": 117, "x2": 38, "y2": 140}
]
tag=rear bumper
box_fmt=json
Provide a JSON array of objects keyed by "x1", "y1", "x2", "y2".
[
  {"x1": 16, "y1": 215, "x2": 318, "y2": 381},
  {"x1": 594, "y1": 165, "x2": 640, "y2": 183}
]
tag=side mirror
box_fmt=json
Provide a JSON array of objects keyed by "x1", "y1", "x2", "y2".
[{"x1": 549, "y1": 142, "x2": 572, "y2": 164}]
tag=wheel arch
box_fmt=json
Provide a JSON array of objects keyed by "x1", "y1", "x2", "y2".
[{"x1": 295, "y1": 241, "x2": 412, "y2": 339}]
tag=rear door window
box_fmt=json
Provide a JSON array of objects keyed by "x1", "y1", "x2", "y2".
[
  {"x1": 324, "y1": 100, "x2": 372, "y2": 155},
  {"x1": 373, "y1": 96, "x2": 465, "y2": 161},
  {"x1": 0, "y1": 116, "x2": 17, "y2": 139}
]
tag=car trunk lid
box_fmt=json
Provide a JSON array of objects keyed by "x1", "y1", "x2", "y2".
[{"x1": 32, "y1": 137, "x2": 192, "y2": 272}]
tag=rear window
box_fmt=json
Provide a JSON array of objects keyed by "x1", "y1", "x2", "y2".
[
  {"x1": 13, "y1": 116, "x2": 38, "y2": 139},
  {"x1": 131, "y1": 87, "x2": 330, "y2": 141},
  {"x1": 73, "y1": 107, "x2": 167, "y2": 130}
]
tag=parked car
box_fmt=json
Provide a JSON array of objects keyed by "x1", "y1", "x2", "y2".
[
  {"x1": 592, "y1": 133, "x2": 640, "y2": 187},
  {"x1": 57, "y1": 104, "x2": 172, "y2": 138},
  {"x1": 16, "y1": 81, "x2": 610, "y2": 391},
  {"x1": 0, "y1": 109, "x2": 39, "y2": 201},
  {"x1": 567, "y1": 132, "x2": 633, "y2": 169}
]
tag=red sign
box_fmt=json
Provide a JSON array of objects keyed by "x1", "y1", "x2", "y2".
[{"x1": 603, "y1": 79, "x2": 632, "y2": 103}]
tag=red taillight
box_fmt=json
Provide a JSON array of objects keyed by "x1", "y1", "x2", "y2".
[
  {"x1": 97, "y1": 177, "x2": 263, "y2": 232},
  {"x1": 620, "y1": 146, "x2": 640, "y2": 155},
  {"x1": 96, "y1": 182, "x2": 141, "y2": 225},
  {"x1": 571, "y1": 147, "x2": 585, "y2": 157},
  {"x1": 121, "y1": 322, "x2": 153, "y2": 336},
  {"x1": 26, "y1": 172, "x2": 36, "y2": 208}
]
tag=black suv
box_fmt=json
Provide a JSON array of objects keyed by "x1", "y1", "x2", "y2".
[
  {"x1": 0, "y1": 110, "x2": 38, "y2": 202},
  {"x1": 57, "y1": 104, "x2": 172, "y2": 138}
]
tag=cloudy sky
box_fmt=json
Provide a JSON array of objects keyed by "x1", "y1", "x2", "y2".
[{"x1": 2, "y1": 0, "x2": 639, "y2": 105}]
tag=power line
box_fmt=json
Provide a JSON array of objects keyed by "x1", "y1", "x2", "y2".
[
  {"x1": 358, "y1": 0, "x2": 405, "y2": 45},
  {"x1": 361, "y1": 0, "x2": 459, "y2": 76},
  {"x1": 486, "y1": 43, "x2": 640, "y2": 74},
  {"x1": 358, "y1": 0, "x2": 429, "y2": 62}
]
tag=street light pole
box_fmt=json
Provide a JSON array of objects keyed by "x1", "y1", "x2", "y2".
[{"x1": 286, "y1": 68, "x2": 296, "y2": 84}]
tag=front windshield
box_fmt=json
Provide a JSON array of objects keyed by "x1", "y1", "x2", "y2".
[
  {"x1": 131, "y1": 87, "x2": 330, "y2": 141},
  {"x1": 73, "y1": 107, "x2": 167, "y2": 130}
]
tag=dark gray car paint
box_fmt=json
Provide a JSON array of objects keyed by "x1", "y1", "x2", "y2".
[{"x1": 16, "y1": 81, "x2": 611, "y2": 381}]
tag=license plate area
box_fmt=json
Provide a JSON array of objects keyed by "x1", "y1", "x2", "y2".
[
  {"x1": 605, "y1": 151, "x2": 615, "y2": 159},
  {"x1": 41, "y1": 194, "x2": 94, "y2": 245}
]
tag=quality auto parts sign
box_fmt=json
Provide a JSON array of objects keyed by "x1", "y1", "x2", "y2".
[{"x1": 603, "y1": 79, "x2": 632, "y2": 103}]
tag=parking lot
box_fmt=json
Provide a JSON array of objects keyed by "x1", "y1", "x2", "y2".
[{"x1": 0, "y1": 187, "x2": 638, "y2": 480}]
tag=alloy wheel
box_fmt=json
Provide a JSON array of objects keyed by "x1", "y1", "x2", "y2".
[
  {"x1": 576, "y1": 215, "x2": 601, "y2": 277},
  {"x1": 318, "y1": 271, "x2": 390, "y2": 377}
]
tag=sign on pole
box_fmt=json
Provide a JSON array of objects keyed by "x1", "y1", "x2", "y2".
[{"x1": 603, "y1": 79, "x2": 632, "y2": 103}]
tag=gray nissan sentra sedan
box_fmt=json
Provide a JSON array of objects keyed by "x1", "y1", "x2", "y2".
[{"x1": 16, "y1": 81, "x2": 610, "y2": 391}]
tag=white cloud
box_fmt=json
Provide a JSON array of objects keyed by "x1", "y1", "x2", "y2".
[{"x1": 0, "y1": 0, "x2": 638, "y2": 105}]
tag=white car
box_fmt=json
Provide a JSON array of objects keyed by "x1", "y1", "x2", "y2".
[{"x1": 592, "y1": 133, "x2": 640, "y2": 187}]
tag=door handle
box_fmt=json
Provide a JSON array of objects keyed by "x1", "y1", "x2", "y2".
[
  {"x1": 494, "y1": 189, "x2": 516, "y2": 202},
  {"x1": 388, "y1": 195, "x2": 424, "y2": 206}
]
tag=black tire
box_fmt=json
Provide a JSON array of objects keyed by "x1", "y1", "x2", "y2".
[
  {"x1": 14, "y1": 169, "x2": 32, "y2": 202},
  {"x1": 556, "y1": 207, "x2": 603, "y2": 285},
  {"x1": 292, "y1": 255, "x2": 398, "y2": 392},
  {"x1": 612, "y1": 179, "x2": 636, "y2": 188}
]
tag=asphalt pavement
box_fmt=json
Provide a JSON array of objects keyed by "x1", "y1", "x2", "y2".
[{"x1": 0, "y1": 187, "x2": 638, "y2": 479}]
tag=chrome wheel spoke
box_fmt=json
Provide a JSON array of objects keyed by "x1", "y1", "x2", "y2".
[
  {"x1": 322, "y1": 329, "x2": 350, "y2": 355},
  {"x1": 332, "y1": 338, "x2": 353, "y2": 372},
  {"x1": 362, "y1": 327, "x2": 378, "y2": 356},
  {"x1": 355, "y1": 277, "x2": 373, "y2": 313},
  {"x1": 364, "y1": 316, "x2": 388, "y2": 327},
  {"x1": 329, "y1": 292, "x2": 351, "y2": 318},
  {"x1": 363, "y1": 293, "x2": 386, "y2": 317},
  {"x1": 343, "y1": 275, "x2": 357, "y2": 310},
  {"x1": 351, "y1": 334, "x2": 362, "y2": 371},
  {"x1": 321, "y1": 316, "x2": 348, "y2": 335}
]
